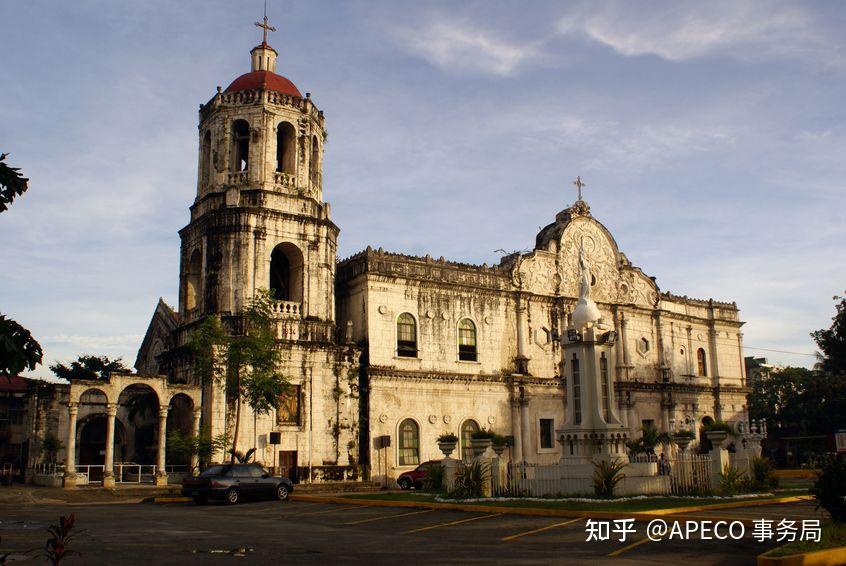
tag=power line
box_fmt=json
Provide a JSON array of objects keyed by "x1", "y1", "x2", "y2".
[{"x1": 743, "y1": 346, "x2": 818, "y2": 357}]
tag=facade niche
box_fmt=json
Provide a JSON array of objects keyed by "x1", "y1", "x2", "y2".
[
  {"x1": 201, "y1": 130, "x2": 212, "y2": 187},
  {"x1": 270, "y1": 242, "x2": 304, "y2": 303},
  {"x1": 309, "y1": 135, "x2": 319, "y2": 186},
  {"x1": 276, "y1": 122, "x2": 296, "y2": 174},
  {"x1": 231, "y1": 119, "x2": 250, "y2": 172},
  {"x1": 697, "y1": 348, "x2": 708, "y2": 376},
  {"x1": 185, "y1": 250, "x2": 202, "y2": 312}
]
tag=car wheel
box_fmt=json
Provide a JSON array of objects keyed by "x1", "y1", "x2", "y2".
[
  {"x1": 276, "y1": 484, "x2": 289, "y2": 501},
  {"x1": 226, "y1": 488, "x2": 240, "y2": 505},
  {"x1": 398, "y1": 477, "x2": 412, "y2": 490},
  {"x1": 192, "y1": 496, "x2": 208, "y2": 505}
]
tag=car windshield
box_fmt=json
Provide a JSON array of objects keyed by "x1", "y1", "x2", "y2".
[{"x1": 199, "y1": 465, "x2": 230, "y2": 477}]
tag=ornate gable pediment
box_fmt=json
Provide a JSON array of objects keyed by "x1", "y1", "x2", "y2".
[{"x1": 513, "y1": 202, "x2": 658, "y2": 307}]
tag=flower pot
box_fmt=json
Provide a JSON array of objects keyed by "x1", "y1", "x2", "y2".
[
  {"x1": 491, "y1": 444, "x2": 506, "y2": 457},
  {"x1": 470, "y1": 438, "x2": 492, "y2": 457},
  {"x1": 672, "y1": 435, "x2": 692, "y2": 451},
  {"x1": 705, "y1": 430, "x2": 728, "y2": 448},
  {"x1": 437, "y1": 441, "x2": 457, "y2": 458}
]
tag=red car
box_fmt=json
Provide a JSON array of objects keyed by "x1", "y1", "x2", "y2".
[{"x1": 397, "y1": 460, "x2": 440, "y2": 490}]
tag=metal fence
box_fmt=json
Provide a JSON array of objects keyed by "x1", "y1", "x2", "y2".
[
  {"x1": 32, "y1": 462, "x2": 189, "y2": 484},
  {"x1": 666, "y1": 454, "x2": 712, "y2": 495}
]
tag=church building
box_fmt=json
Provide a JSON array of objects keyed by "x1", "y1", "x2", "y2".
[{"x1": 136, "y1": 24, "x2": 750, "y2": 485}]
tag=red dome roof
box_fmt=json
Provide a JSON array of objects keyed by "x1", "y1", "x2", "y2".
[{"x1": 225, "y1": 70, "x2": 301, "y2": 97}]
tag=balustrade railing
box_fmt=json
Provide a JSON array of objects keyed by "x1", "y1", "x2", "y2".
[
  {"x1": 274, "y1": 172, "x2": 296, "y2": 190},
  {"x1": 272, "y1": 300, "x2": 301, "y2": 318},
  {"x1": 277, "y1": 318, "x2": 335, "y2": 343},
  {"x1": 227, "y1": 171, "x2": 249, "y2": 185}
]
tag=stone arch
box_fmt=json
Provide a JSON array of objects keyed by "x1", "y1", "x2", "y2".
[
  {"x1": 276, "y1": 121, "x2": 296, "y2": 174},
  {"x1": 460, "y1": 419, "x2": 479, "y2": 461},
  {"x1": 201, "y1": 129, "x2": 212, "y2": 187},
  {"x1": 166, "y1": 393, "x2": 195, "y2": 466},
  {"x1": 118, "y1": 384, "x2": 160, "y2": 465},
  {"x1": 185, "y1": 249, "x2": 202, "y2": 313},
  {"x1": 231, "y1": 118, "x2": 250, "y2": 172},
  {"x1": 269, "y1": 242, "x2": 304, "y2": 304}
]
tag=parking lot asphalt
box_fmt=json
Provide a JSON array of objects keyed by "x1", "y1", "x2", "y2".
[{"x1": 0, "y1": 498, "x2": 819, "y2": 565}]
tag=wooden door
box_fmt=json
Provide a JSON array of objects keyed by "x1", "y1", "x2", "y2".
[{"x1": 279, "y1": 450, "x2": 298, "y2": 483}]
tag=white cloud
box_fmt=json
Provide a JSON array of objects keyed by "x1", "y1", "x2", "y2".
[
  {"x1": 558, "y1": 1, "x2": 831, "y2": 63},
  {"x1": 396, "y1": 21, "x2": 539, "y2": 76}
]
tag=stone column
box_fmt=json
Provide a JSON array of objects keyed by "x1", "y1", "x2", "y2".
[
  {"x1": 619, "y1": 312, "x2": 631, "y2": 379},
  {"x1": 155, "y1": 405, "x2": 169, "y2": 486},
  {"x1": 510, "y1": 400, "x2": 523, "y2": 462},
  {"x1": 63, "y1": 402, "x2": 80, "y2": 488},
  {"x1": 102, "y1": 403, "x2": 118, "y2": 488},
  {"x1": 515, "y1": 294, "x2": 530, "y2": 375},
  {"x1": 519, "y1": 399, "x2": 531, "y2": 463},
  {"x1": 190, "y1": 407, "x2": 202, "y2": 475}
]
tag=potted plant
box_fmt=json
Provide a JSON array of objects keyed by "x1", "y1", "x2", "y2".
[
  {"x1": 491, "y1": 433, "x2": 508, "y2": 457},
  {"x1": 437, "y1": 432, "x2": 459, "y2": 458},
  {"x1": 672, "y1": 429, "x2": 695, "y2": 451},
  {"x1": 470, "y1": 429, "x2": 494, "y2": 457}
]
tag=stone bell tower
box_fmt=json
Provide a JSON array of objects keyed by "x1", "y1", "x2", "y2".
[{"x1": 177, "y1": 19, "x2": 336, "y2": 325}]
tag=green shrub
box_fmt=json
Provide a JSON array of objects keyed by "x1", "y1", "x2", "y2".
[
  {"x1": 448, "y1": 461, "x2": 489, "y2": 499},
  {"x1": 470, "y1": 429, "x2": 494, "y2": 440},
  {"x1": 718, "y1": 463, "x2": 748, "y2": 495},
  {"x1": 592, "y1": 459, "x2": 627, "y2": 498},
  {"x1": 491, "y1": 433, "x2": 508, "y2": 447},
  {"x1": 749, "y1": 457, "x2": 779, "y2": 491},
  {"x1": 810, "y1": 454, "x2": 846, "y2": 522},
  {"x1": 437, "y1": 432, "x2": 458, "y2": 443},
  {"x1": 422, "y1": 463, "x2": 445, "y2": 491}
]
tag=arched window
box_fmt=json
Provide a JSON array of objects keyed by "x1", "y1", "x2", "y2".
[
  {"x1": 201, "y1": 130, "x2": 212, "y2": 187},
  {"x1": 276, "y1": 122, "x2": 296, "y2": 174},
  {"x1": 697, "y1": 348, "x2": 708, "y2": 376},
  {"x1": 460, "y1": 419, "x2": 479, "y2": 461},
  {"x1": 458, "y1": 319, "x2": 477, "y2": 361},
  {"x1": 309, "y1": 135, "x2": 319, "y2": 185},
  {"x1": 270, "y1": 243, "x2": 304, "y2": 303},
  {"x1": 231, "y1": 119, "x2": 250, "y2": 172},
  {"x1": 397, "y1": 313, "x2": 417, "y2": 357},
  {"x1": 572, "y1": 353, "x2": 582, "y2": 425},
  {"x1": 185, "y1": 250, "x2": 202, "y2": 312},
  {"x1": 398, "y1": 418, "x2": 419, "y2": 466}
]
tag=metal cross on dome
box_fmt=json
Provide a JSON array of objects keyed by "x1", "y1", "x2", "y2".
[
  {"x1": 572, "y1": 176, "x2": 586, "y2": 201},
  {"x1": 255, "y1": 1, "x2": 277, "y2": 44}
]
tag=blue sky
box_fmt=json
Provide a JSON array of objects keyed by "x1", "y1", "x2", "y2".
[{"x1": 2, "y1": 0, "x2": 844, "y2": 376}]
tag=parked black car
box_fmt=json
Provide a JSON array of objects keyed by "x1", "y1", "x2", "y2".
[{"x1": 182, "y1": 463, "x2": 293, "y2": 505}]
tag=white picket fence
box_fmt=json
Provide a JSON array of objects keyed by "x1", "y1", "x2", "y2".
[{"x1": 490, "y1": 454, "x2": 712, "y2": 497}]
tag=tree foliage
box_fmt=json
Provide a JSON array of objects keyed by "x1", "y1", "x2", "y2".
[
  {"x1": 49, "y1": 355, "x2": 129, "y2": 382},
  {"x1": 0, "y1": 314, "x2": 43, "y2": 376},
  {"x1": 189, "y1": 289, "x2": 290, "y2": 463},
  {"x1": 626, "y1": 423, "x2": 670, "y2": 455},
  {"x1": 0, "y1": 153, "x2": 29, "y2": 213},
  {"x1": 811, "y1": 294, "x2": 846, "y2": 376}
]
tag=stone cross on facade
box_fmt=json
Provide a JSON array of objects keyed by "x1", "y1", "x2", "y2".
[
  {"x1": 254, "y1": 3, "x2": 277, "y2": 44},
  {"x1": 573, "y1": 176, "x2": 586, "y2": 201}
]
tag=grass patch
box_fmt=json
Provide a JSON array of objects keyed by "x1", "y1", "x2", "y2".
[
  {"x1": 341, "y1": 490, "x2": 809, "y2": 513},
  {"x1": 766, "y1": 523, "x2": 846, "y2": 557}
]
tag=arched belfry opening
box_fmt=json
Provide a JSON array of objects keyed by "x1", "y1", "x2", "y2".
[
  {"x1": 231, "y1": 119, "x2": 250, "y2": 172},
  {"x1": 201, "y1": 130, "x2": 212, "y2": 187},
  {"x1": 270, "y1": 243, "x2": 304, "y2": 304},
  {"x1": 309, "y1": 135, "x2": 319, "y2": 186},
  {"x1": 276, "y1": 122, "x2": 296, "y2": 174},
  {"x1": 185, "y1": 250, "x2": 202, "y2": 312}
]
